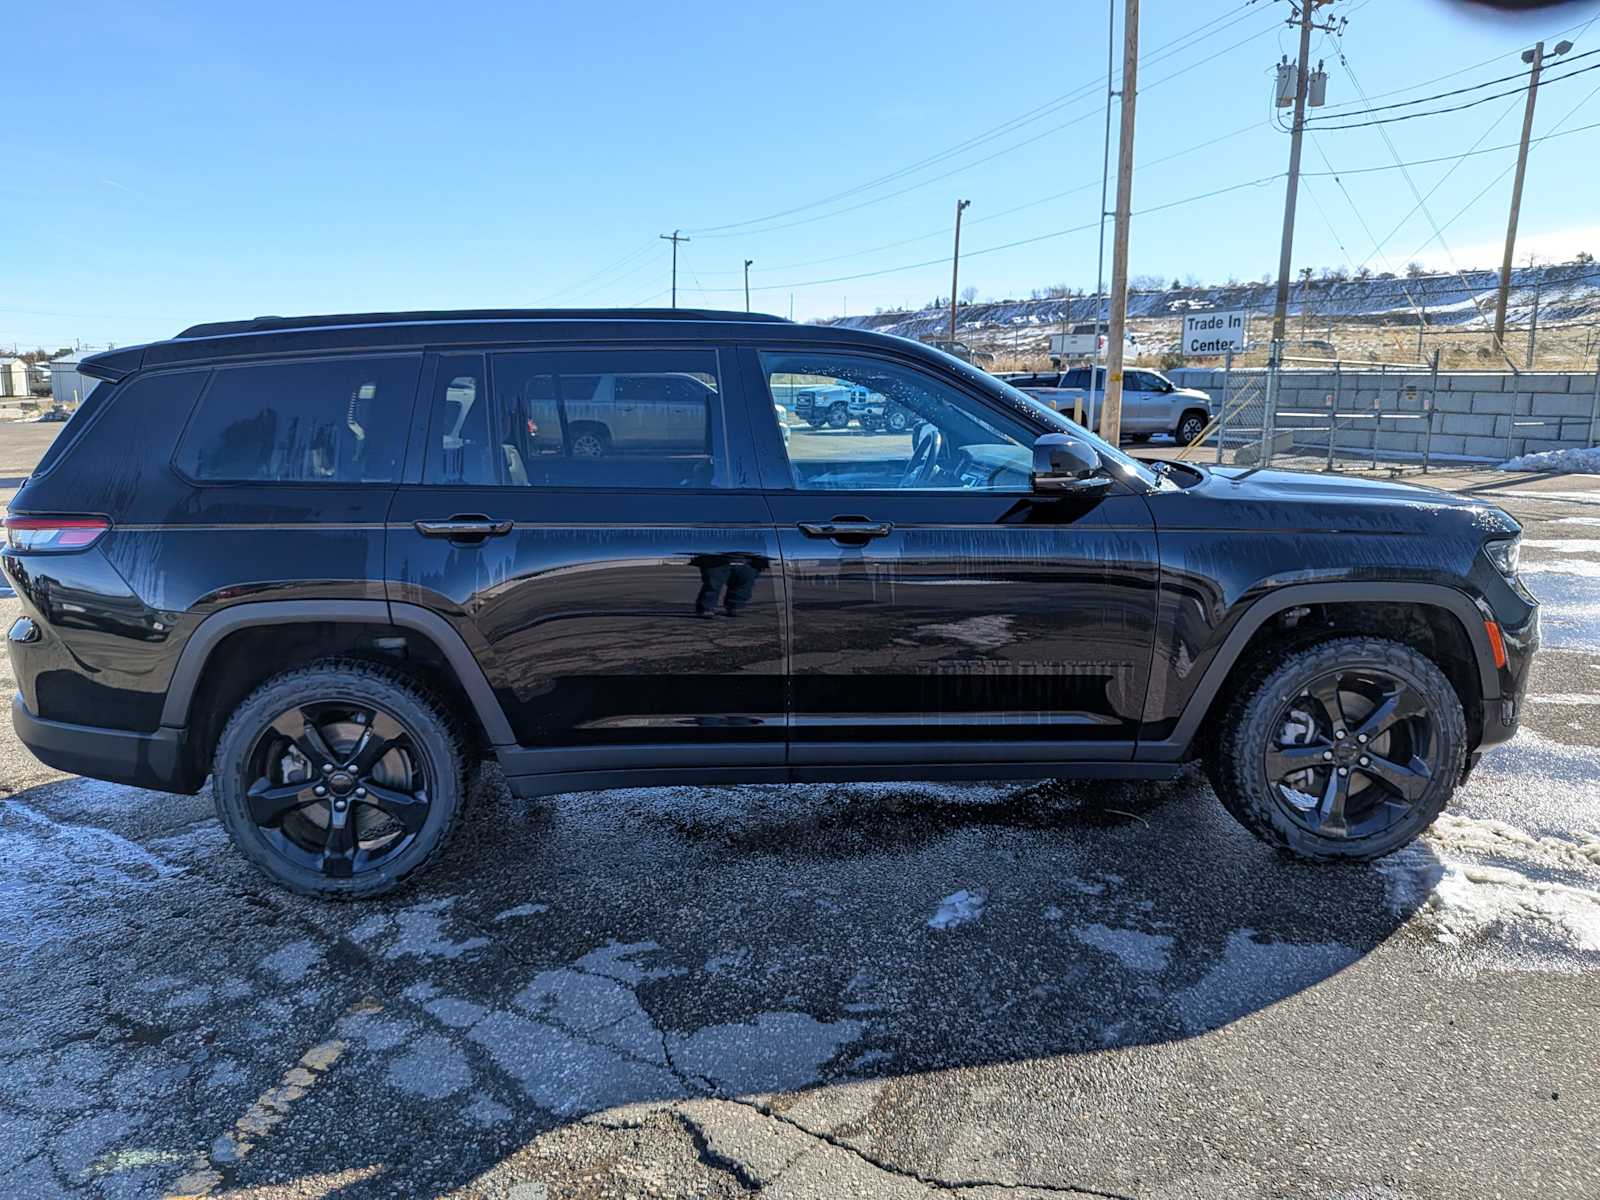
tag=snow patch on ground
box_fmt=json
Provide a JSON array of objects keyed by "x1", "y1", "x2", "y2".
[
  {"x1": 1071, "y1": 923, "x2": 1174, "y2": 973},
  {"x1": 1380, "y1": 812, "x2": 1600, "y2": 974},
  {"x1": 928, "y1": 888, "x2": 987, "y2": 931},
  {"x1": 1517, "y1": 568, "x2": 1600, "y2": 651},
  {"x1": 1498, "y1": 447, "x2": 1600, "y2": 474}
]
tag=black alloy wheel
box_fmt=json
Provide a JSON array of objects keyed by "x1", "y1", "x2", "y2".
[
  {"x1": 213, "y1": 660, "x2": 465, "y2": 897},
  {"x1": 245, "y1": 702, "x2": 431, "y2": 879},
  {"x1": 1206, "y1": 636, "x2": 1464, "y2": 861},
  {"x1": 1264, "y1": 667, "x2": 1439, "y2": 840}
]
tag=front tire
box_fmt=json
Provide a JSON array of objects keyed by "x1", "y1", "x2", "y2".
[
  {"x1": 1175, "y1": 411, "x2": 1207, "y2": 445},
  {"x1": 212, "y1": 660, "x2": 466, "y2": 898},
  {"x1": 826, "y1": 402, "x2": 851, "y2": 430},
  {"x1": 1207, "y1": 637, "x2": 1465, "y2": 861}
]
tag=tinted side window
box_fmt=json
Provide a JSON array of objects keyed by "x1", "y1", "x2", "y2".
[
  {"x1": 422, "y1": 354, "x2": 496, "y2": 485},
  {"x1": 760, "y1": 349, "x2": 1033, "y2": 493},
  {"x1": 1063, "y1": 369, "x2": 1088, "y2": 388},
  {"x1": 489, "y1": 348, "x2": 726, "y2": 490},
  {"x1": 177, "y1": 356, "x2": 419, "y2": 483}
]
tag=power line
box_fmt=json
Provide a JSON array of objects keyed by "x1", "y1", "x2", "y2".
[
  {"x1": 1306, "y1": 47, "x2": 1597, "y2": 121},
  {"x1": 695, "y1": 174, "x2": 1284, "y2": 295},
  {"x1": 1306, "y1": 59, "x2": 1600, "y2": 131},
  {"x1": 1301, "y1": 116, "x2": 1600, "y2": 177},
  {"x1": 682, "y1": 0, "x2": 1280, "y2": 239},
  {"x1": 534, "y1": 239, "x2": 659, "y2": 305},
  {"x1": 1401, "y1": 75, "x2": 1600, "y2": 268},
  {"x1": 690, "y1": 15, "x2": 1284, "y2": 245},
  {"x1": 693, "y1": 117, "x2": 1266, "y2": 279},
  {"x1": 1311, "y1": 7, "x2": 1600, "y2": 113},
  {"x1": 1326, "y1": 30, "x2": 1512, "y2": 346}
]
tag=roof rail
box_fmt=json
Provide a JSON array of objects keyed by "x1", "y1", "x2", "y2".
[{"x1": 175, "y1": 308, "x2": 789, "y2": 340}]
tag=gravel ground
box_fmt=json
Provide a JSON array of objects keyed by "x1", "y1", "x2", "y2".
[{"x1": 3, "y1": 431, "x2": 1599, "y2": 1199}]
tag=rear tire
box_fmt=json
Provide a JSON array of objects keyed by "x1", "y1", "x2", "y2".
[
  {"x1": 569, "y1": 423, "x2": 611, "y2": 458},
  {"x1": 1206, "y1": 636, "x2": 1465, "y2": 862},
  {"x1": 212, "y1": 659, "x2": 466, "y2": 898}
]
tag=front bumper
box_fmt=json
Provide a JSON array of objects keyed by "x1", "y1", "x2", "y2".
[
  {"x1": 11, "y1": 692, "x2": 202, "y2": 794},
  {"x1": 1476, "y1": 601, "x2": 1538, "y2": 750}
]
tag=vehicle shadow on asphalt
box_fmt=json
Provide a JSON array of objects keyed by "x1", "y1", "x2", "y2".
[{"x1": 0, "y1": 767, "x2": 1438, "y2": 1196}]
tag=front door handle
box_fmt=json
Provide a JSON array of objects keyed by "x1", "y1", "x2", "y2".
[
  {"x1": 797, "y1": 518, "x2": 893, "y2": 541},
  {"x1": 415, "y1": 516, "x2": 514, "y2": 539}
]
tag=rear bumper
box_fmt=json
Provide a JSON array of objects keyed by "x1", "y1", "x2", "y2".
[{"x1": 11, "y1": 692, "x2": 202, "y2": 794}]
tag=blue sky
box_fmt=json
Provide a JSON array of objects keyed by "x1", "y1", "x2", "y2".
[{"x1": 6, "y1": 0, "x2": 1600, "y2": 348}]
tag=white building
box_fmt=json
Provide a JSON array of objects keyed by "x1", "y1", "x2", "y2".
[
  {"x1": 50, "y1": 351, "x2": 96, "y2": 407},
  {"x1": 0, "y1": 358, "x2": 30, "y2": 398}
]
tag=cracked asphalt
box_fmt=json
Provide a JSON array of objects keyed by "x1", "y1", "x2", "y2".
[{"x1": 4, "y1": 428, "x2": 1600, "y2": 1199}]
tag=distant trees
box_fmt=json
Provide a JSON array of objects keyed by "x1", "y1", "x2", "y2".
[
  {"x1": 1405, "y1": 261, "x2": 1427, "y2": 278},
  {"x1": 1577, "y1": 250, "x2": 1595, "y2": 265},
  {"x1": 959, "y1": 285, "x2": 979, "y2": 305}
]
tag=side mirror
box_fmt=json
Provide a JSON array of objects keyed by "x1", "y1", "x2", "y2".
[{"x1": 1032, "y1": 433, "x2": 1111, "y2": 494}]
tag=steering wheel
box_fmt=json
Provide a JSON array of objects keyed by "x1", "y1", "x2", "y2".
[{"x1": 899, "y1": 423, "x2": 945, "y2": 488}]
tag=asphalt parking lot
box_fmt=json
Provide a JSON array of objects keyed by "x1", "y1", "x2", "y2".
[{"x1": 3, "y1": 425, "x2": 1599, "y2": 1199}]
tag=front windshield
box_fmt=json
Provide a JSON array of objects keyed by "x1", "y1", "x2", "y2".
[{"x1": 985, "y1": 375, "x2": 1162, "y2": 490}]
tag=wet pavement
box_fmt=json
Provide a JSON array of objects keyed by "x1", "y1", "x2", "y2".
[{"x1": 2, "y1": 462, "x2": 1599, "y2": 1199}]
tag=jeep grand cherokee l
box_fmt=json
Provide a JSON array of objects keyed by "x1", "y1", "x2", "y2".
[{"x1": 4, "y1": 308, "x2": 1537, "y2": 897}]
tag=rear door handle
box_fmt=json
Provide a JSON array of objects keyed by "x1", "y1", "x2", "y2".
[
  {"x1": 797, "y1": 519, "x2": 893, "y2": 540},
  {"x1": 415, "y1": 517, "x2": 514, "y2": 538}
]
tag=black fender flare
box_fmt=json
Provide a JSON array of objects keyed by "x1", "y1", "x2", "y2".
[
  {"x1": 158, "y1": 599, "x2": 516, "y2": 746},
  {"x1": 1144, "y1": 581, "x2": 1498, "y2": 761}
]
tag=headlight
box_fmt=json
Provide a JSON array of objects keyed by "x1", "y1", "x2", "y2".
[{"x1": 1484, "y1": 537, "x2": 1521, "y2": 577}]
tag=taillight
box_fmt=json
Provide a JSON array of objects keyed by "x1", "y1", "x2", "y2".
[{"x1": 3, "y1": 516, "x2": 111, "y2": 552}]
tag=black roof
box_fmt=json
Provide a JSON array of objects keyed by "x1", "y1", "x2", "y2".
[
  {"x1": 176, "y1": 308, "x2": 787, "y2": 339},
  {"x1": 77, "y1": 307, "x2": 983, "y2": 387}
]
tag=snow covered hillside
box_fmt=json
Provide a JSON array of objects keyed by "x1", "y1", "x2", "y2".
[{"x1": 823, "y1": 261, "x2": 1600, "y2": 364}]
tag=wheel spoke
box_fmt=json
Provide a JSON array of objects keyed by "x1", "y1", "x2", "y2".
[
  {"x1": 1352, "y1": 685, "x2": 1427, "y2": 743},
  {"x1": 359, "y1": 783, "x2": 430, "y2": 834},
  {"x1": 1305, "y1": 675, "x2": 1346, "y2": 734},
  {"x1": 321, "y1": 804, "x2": 358, "y2": 877},
  {"x1": 1318, "y1": 768, "x2": 1351, "y2": 836},
  {"x1": 246, "y1": 778, "x2": 320, "y2": 827},
  {"x1": 346, "y1": 711, "x2": 405, "y2": 773},
  {"x1": 1265, "y1": 742, "x2": 1333, "y2": 781},
  {"x1": 269, "y1": 707, "x2": 337, "y2": 770},
  {"x1": 1359, "y1": 754, "x2": 1432, "y2": 802}
]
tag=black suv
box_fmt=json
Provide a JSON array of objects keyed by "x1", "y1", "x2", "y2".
[{"x1": 4, "y1": 309, "x2": 1537, "y2": 897}]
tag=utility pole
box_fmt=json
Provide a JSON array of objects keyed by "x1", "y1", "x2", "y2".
[
  {"x1": 1494, "y1": 42, "x2": 1549, "y2": 350},
  {"x1": 1269, "y1": 1, "x2": 1328, "y2": 347},
  {"x1": 1526, "y1": 257, "x2": 1543, "y2": 369},
  {"x1": 1100, "y1": 0, "x2": 1138, "y2": 443},
  {"x1": 1298, "y1": 266, "x2": 1315, "y2": 344},
  {"x1": 743, "y1": 259, "x2": 754, "y2": 312},
  {"x1": 1085, "y1": 0, "x2": 1117, "y2": 431},
  {"x1": 948, "y1": 199, "x2": 971, "y2": 346},
  {"x1": 660, "y1": 230, "x2": 689, "y2": 308}
]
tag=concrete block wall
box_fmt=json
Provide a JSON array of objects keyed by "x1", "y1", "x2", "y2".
[{"x1": 1166, "y1": 367, "x2": 1600, "y2": 462}]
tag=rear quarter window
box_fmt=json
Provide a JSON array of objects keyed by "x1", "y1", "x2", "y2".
[{"x1": 176, "y1": 355, "x2": 421, "y2": 484}]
